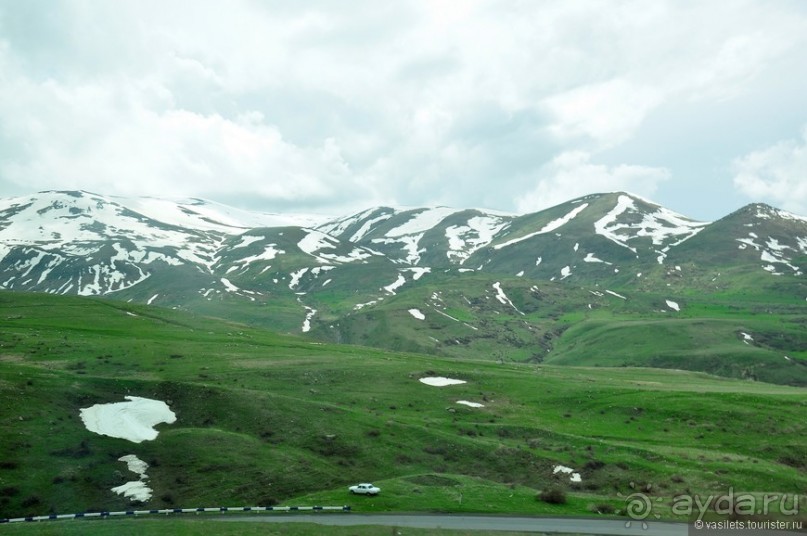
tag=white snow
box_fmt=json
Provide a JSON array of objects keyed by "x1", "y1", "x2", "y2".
[
  {"x1": 386, "y1": 207, "x2": 460, "y2": 237},
  {"x1": 80, "y1": 396, "x2": 176, "y2": 443},
  {"x1": 560, "y1": 266, "x2": 572, "y2": 279},
  {"x1": 419, "y1": 377, "x2": 466, "y2": 386},
  {"x1": 302, "y1": 305, "x2": 316, "y2": 332},
  {"x1": 408, "y1": 308, "x2": 426, "y2": 320},
  {"x1": 493, "y1": 204, "x2": 588, "y2": 250},
  {"x1": 220, "y1": 277, "x2": 240, "y2": 292},
  {"x1": 740, "y1": 332, "x2": 753, "y2": 345},
  {"x1": 594, "y1": 194, "x2": 707, "y2": 253},
  {"x1": 553, "y1": 465, "x2": 582, "y2": 483},
  {"x1": 516, "y1": 270, "x2": 524, "y2": 277},
  {"x1": 354, "y1": 299, "x2": 381, "y2": 310},
  {"x1": 147, "y1": 294, "x2": 159, "y2": 305},
  {"x1": 233, "y1": 234, "x2": 263, "y2": 249},
  {"x1": 492, "y1": 282, "x2": 524, "y2": 315},
  {"x1": 605, "y1": 290, "x2": 627, "y2": 300},
  {"x1": 112, "y1": 454, "x2": 152, "y2": 502},
  {"x1": 119, "y1": 454, "x2": 149, "y2": 476},
  {"x1": 445, "y1": 215, "x2": 509, "y2": 263},
  {"x1": 230, "y1": 244, "x2": 284, "y2": 267},
  {"x1": 666, "y1": 299, "x2": 680, "y2": 311},
  {"x1": 371, "y1": 234, "x2": 424, "y2": 265},
  {"x1": 288, "y1": 268, "x2": 309, "y2": 289},
  {"x1": 583, "y1": 252, "x2": 612, "y2": 265},
  {"x1": 405, "y1": 267, "x2": 431, "y2": 280},
  {"x1": 383, "y1": 273, "x2": 407, "y2": 294},
  {"x1": 297, "y1": 229, "x2": 336, "y2": 256},
  {"x1": 349, "y1": 211, "x2": 394, "y2": 242},
  {"x1": 316, "y1": 206, "x2": 382, "y2": 237},
  {"x1": 456, "y1": 400, "x2": 485, "y2": 408},
  {"x1": 111, "y1": 480, "x2": 152, "y2": 502}
]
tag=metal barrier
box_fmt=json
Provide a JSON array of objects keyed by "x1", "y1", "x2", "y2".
[{"x1": 0, "y1": 505, "x2": 351, "y2": 523}]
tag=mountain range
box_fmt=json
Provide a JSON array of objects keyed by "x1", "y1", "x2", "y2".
[{"x1": 1, "y1": 190, "x2": 805, "y2": 385}]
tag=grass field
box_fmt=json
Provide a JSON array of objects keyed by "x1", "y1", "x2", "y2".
[
  {"x1": 1, "y1": 291, "x2": 805, "y2": 526},
  {"x1": 0, "y1": 517, "x2": 545, "y2": 536}
]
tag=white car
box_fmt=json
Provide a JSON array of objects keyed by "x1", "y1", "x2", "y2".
[{"x1": 349, "y1": 483, "x2": 380, "y2": 495}]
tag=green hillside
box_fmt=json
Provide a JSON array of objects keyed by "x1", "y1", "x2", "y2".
[
  {"x1": 307, "y1": 271, "x2": 807, "y2": 386},
  {"x1": 1, "y1": 291, "x2": 805, "y2": 523}
]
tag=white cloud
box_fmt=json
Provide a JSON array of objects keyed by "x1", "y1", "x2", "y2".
[
  {"x1": 0, "y1": 72, "x2": 357, "y2": 205},
  {"x1": 732, "y1": 128, "x2": 807, "y2": 216},
  {"x1": 543, "y1": 79, "x2": 662, "y2": 147},
  {"x1": 0, "y1": 1, "x2": 805, "y2": 217},
  {"x1": 516, "y1": 151, "x2": 671, "y2": 213}
]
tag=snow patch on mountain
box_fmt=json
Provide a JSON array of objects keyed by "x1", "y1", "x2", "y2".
[
  {"x1": 80, "y1": 396, "x2": 176, "y2": 443},
  {"x1": 289, "y1": 268, "x2": 309, "y2": 289},
  {"x1": 386, "y1": 207, "x2": 460, "y2": 237},
  {"x1": 445, "y1": 215, "x2": 509, "y2": 262},
  {"x1": 302, "y1": 305, "x2": 316, "y2": 332},
  {"x1": 594, "y1": 195, "x2": 706, "y2": 254},
  {"x1": 493, "y1": 204, "x2": 588, "y2": 250},
  {"x1": 583, "y1": 252, "x2": 612, "y2": 265},
  {"x1": 492, "y1": 282, "x2": 524, "y2": 315},
  {"x1": 405, "y1": 267, "x2": 431, "y2": 280},
  {"x1": 384, "y1": 273, "x2": 407, "y2": 294},
  {"x1": 349, "y1": 211, "x2": 395, "y2": 242},
  {"x1": 233, "y1": 234, "x2": 263, "y2": 249},
  {"x1": 371, "y1": 234, "x2": 424, "y2": 265},
  {"x1": 737, "y1": 233, "x2": 802, "y2": 274}
]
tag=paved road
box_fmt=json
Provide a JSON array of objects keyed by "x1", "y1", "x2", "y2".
[{"x1": 218, "y1": 513, "x2": 688, "y2": 535}]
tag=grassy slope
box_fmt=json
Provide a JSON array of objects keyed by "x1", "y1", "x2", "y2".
[
  {"x1": 0, "y1": 291, "x2": 805, "y2": 523},
  {"x1": 306, "y1": 270, "x2": 807, "y2": 385}
]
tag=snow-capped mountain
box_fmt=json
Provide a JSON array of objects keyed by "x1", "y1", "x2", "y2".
[{"x1": 0, "y1": 190, "x2": 804, "y2": 316}]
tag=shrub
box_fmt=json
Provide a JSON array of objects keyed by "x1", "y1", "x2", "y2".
[
  {"x1": 590, "y1": 502, "x2": 615, "y2": 514},
  {"x1": 538, "y1": 486, "x2": 567, "y2": 504}
]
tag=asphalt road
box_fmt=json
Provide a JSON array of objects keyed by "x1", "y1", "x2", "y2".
[{"x1": 217, "y1": 513, "x2": 689, "y2": 535}]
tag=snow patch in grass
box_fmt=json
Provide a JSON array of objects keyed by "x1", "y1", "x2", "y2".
[
  {"x1": 384, "y1": 273, "x2": 407, "y2": 294},
  {"x1": 666, "y1": 299, "x2": 680, "y2": 312},
  {"x1": 740, "y1": 332, "x2": 753, "y2": 345},
  {"x1": 111, "y1": 480, "x2": 152, "y2": 502},
  {"x1": 560, "y1": 266, "x2": 571, "y2": 279},
  {"x1": 302, "y1": 305, "x2": 316, "y2": 332},
  {"x1": 553, "y1": 465, "x2": 582, "y2": 483},
  {"x1": 408, "y1": 308, "x2": 425, "y2": 320},
  {"x1": 419, "y1": 377, "x2": 466, "y2": 386},
  {"x1": 112, "y1": 454, "x2": 152, "y2": 502},
  {"x1": 80, "y1": 396, "x2": 176, "y2": 443},
  {"x1": 492, "y1": 282, "x2": 524, "y2": 315},
  {"x1": 456, "y1": 400, "x2": 484, "y2": 408}
]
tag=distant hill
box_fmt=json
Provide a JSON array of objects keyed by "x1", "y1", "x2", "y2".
[{"x1": 1, "y1": 190, "x2": 805, "y2": 384}]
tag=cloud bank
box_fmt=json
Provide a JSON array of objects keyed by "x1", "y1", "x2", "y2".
[{"x1": 0, "y1": 1, "x2": 805, "y2": 217}]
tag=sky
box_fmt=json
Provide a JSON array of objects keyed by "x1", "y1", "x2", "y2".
[{"x1": 0, "y1": 0, "x2": 806, "y2": 221}]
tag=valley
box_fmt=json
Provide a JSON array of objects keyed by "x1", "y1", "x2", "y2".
[
  {"x1": 0, "y1": 292, "x2": 805, "y2": 524},
  {"x1": 0, "y1": 190, "x2": 805, "y2": 528}
]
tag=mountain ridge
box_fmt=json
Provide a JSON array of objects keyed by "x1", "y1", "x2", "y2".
[{"x1": 1, "y1": 189, "x2": 805, "y2": 386}]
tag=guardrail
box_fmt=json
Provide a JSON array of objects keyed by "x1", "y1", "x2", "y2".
[{"x1": 0, "y1": 505, "x2": 351, "y2": 524}]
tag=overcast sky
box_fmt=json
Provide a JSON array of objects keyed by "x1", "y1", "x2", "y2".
[{"x1": 1, "y1": 1, "x2": 806, "y2": 220}]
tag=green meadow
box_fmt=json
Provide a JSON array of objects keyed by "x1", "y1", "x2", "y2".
[{"x1": 1, "y1": 291, "x2": 805, "y2": 529}]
